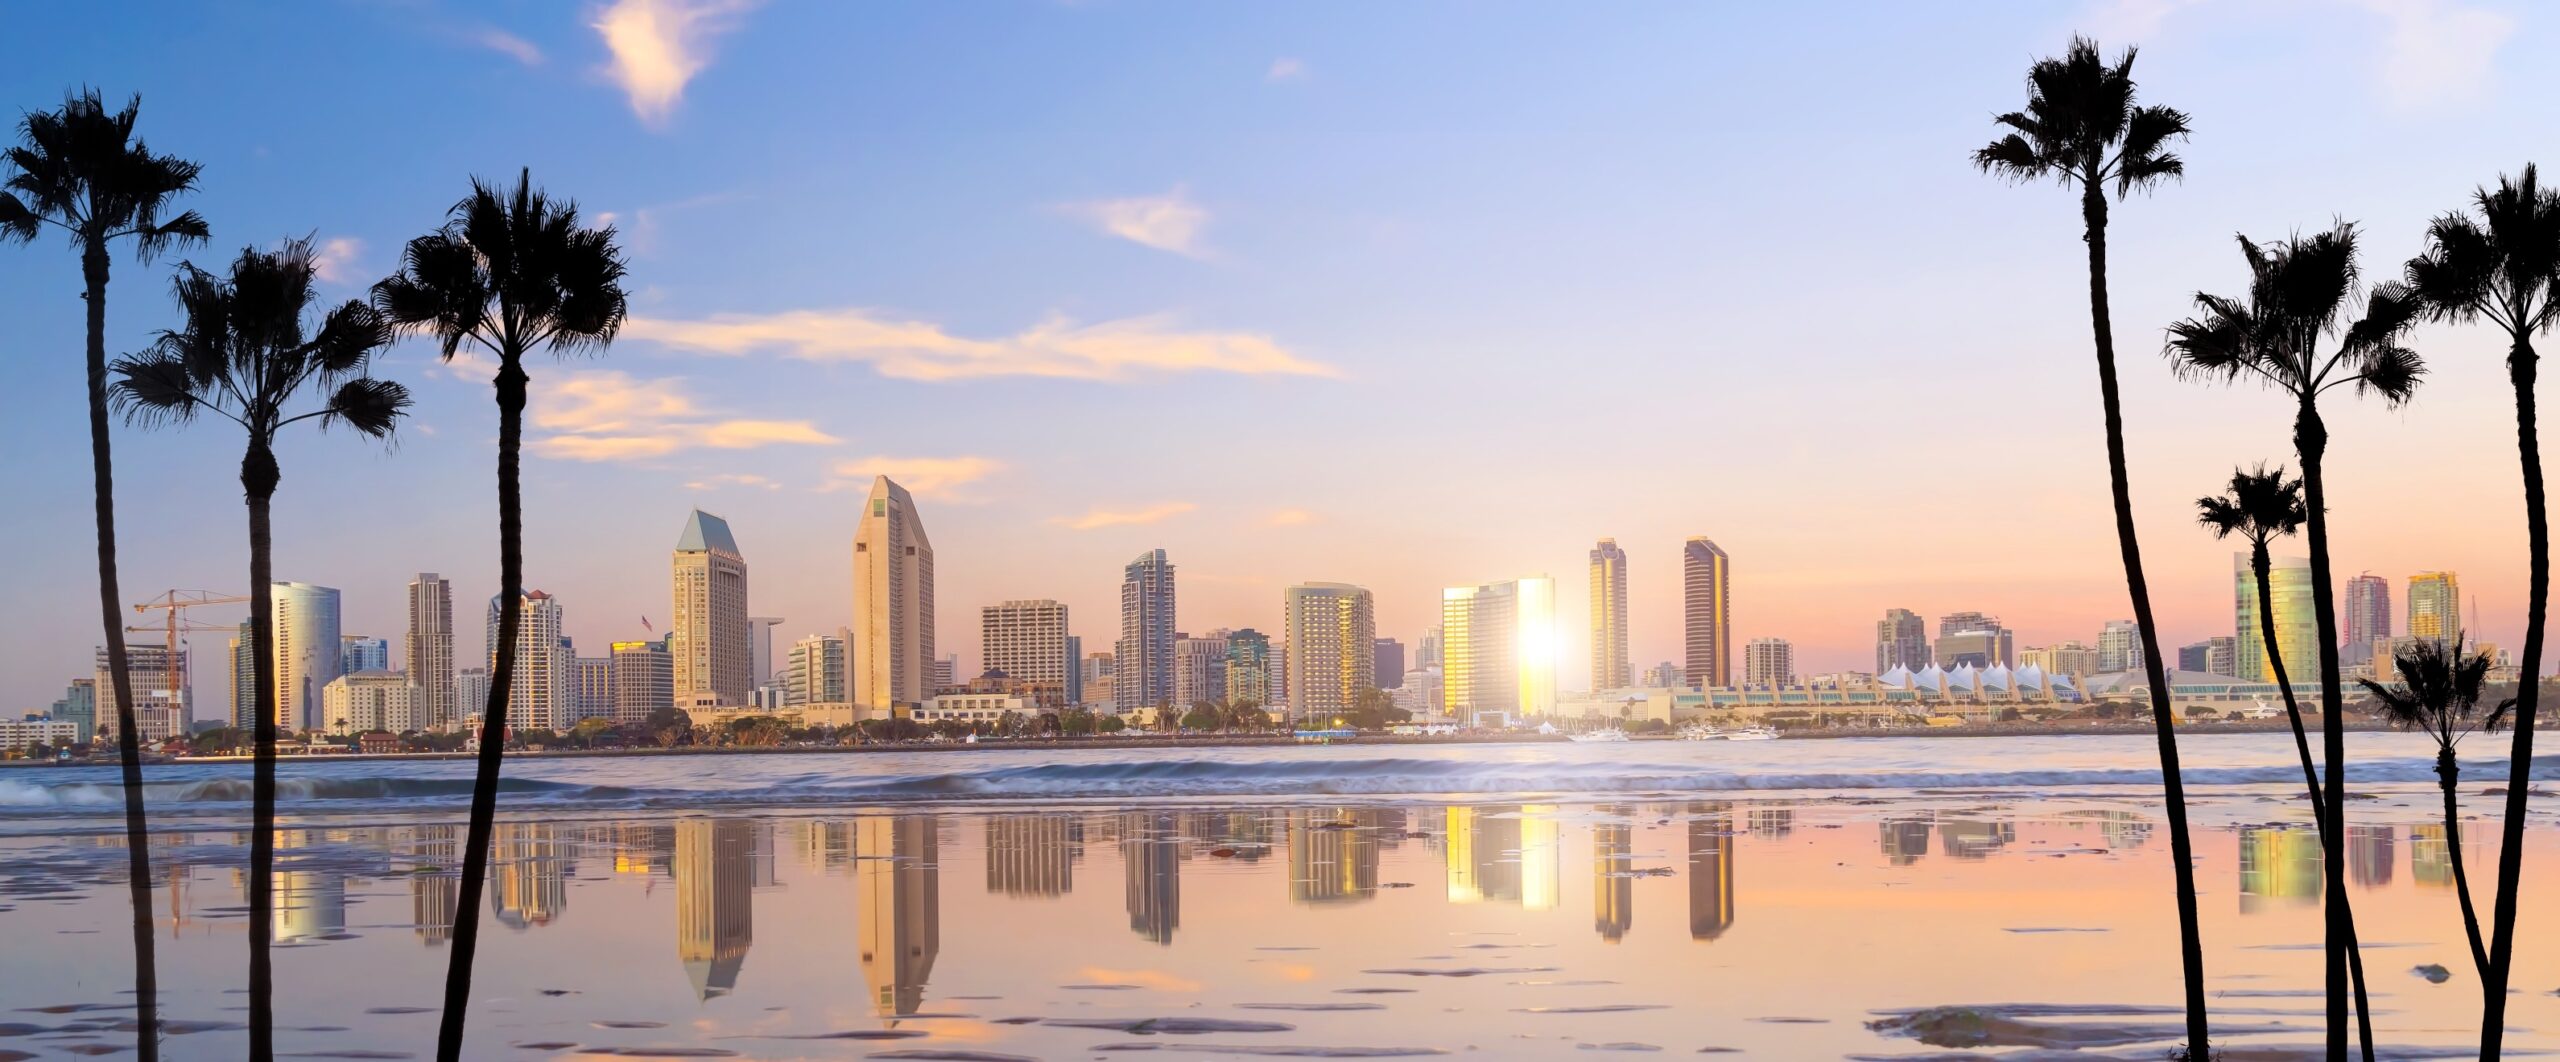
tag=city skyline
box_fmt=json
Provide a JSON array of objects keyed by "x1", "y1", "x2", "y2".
[{"x1": 7, "y1": 5, "x2": 2557, "y2": 711}]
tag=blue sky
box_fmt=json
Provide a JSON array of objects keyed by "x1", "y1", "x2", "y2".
[{"x1": 4, "y1": 0, "x2": 2556, "y2": 710}]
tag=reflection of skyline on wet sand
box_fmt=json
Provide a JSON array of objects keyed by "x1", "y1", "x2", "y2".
[{"x1": 857, "y1": 814, "x2": 940, "y2": 1019}]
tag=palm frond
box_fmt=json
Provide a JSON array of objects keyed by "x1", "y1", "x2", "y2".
[
  {"x1": 320, "y1": 377, "x2": 411, "y2": 438},
  {"x1": 0, "y1": 192, "x2": 38, "y2": 243},
  {"x1": 108, "y1": 351, "x2": 203, "y2": 428},
  {"x1": 306, "y1": 300, "x2": 392, "y2": 378},
  {"x1": 2112, "y1": 104, "x2": 2189, "y2": 198},
  {"x1": 2406, "y1": 212, "x2": 2497, "y2": 322}
]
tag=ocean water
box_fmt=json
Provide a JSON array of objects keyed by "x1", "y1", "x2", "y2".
[{"x1": 2, "y1": 731, "x2": 2555, "y2": 1059}]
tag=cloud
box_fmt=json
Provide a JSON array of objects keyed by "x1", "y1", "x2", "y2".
[
  {"x1": 1063, "y1": 187, "x2": 1210, "y2": 257},
  {"x1": 626, "y1": 309, "x2": 1338, "y2": 382},
  {"x1": 592, "y1": 0, "x2": 755, "y2": 127},
  {"x1": 526, "y1": 368, "x2": 837, "y2": 462},
  {"x1": 1265, "y1": 508, "x2": 1315, "y2": 526},
  {"x1": 685, "y1": 472, "x2": 779, "y2": 491},
  {"x1": 477, "y1": 27, "x2": 544, "y2": 65},
  {"x1": 1051, "y1": 502, "x2": 1196, "y2": 531},
  {"x1": 1266, "y1": 57, "x2": 1307, "y2": 82},
  {"x1": 2361, "y1": 0, "x2": 2512, "y2": 110},
  {"x1": 309, "y1": 237, "x2": 366, "y2": 286},
  {"x1": 820, "y1": 455, "x2": 1004, "y2": 499}
]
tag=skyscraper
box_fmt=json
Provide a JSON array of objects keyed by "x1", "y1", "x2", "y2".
[
  {"x1": 747, "y1": 616, "x2": 785, "y2": 689},
  {"x1": 1682, "y1": 537, "x2": 1732, "y2": 688},
  {"x1": 2407, "y1": 571, "x2": 2459, "y2": 650},
  {"x1": 1934, "y1": 611, "x2": 2014, "y2": 669},
  {"x1": 1117, "y1": 549, "x2": 1177, "y2": 711},
  {"x1": 673, "y1": 509, "x2": 752, "y2": 707},
  {"x1": 1174, "y1": 631, "x2": 1231, "y2": 708},
  {"x1": 1284, "y1": 584, "x2": 1377, "y2": 725},
  {"x1": 2342, "y1": 573, "x2": 2391, "y2": 665},
  {"x1": 784, "y1": 632, "x2": 848, "y2": 705},
  {"x1": 270, "y1": 582, "x2": 344, "y2": 733},
  {"x1": 341, "y1": 635, "x2": 391, "y2": 675},
  {"x1": 50, "y1": 679, "x2": 97, "y2": 743},
  {"x1": 1372, "y1": 638, "x2": 1406, "y2": 690},
  {"x1": 408, "y1": 573, "x2": 458, "y2": 731},
  {"x1": 96, "y1": 644, "x2": 188, "y2": 742},
  {"x1": 487, "y1": 591, "x2": 570, "y2": 733},
  {"x1": 2236, "y1": 553, "x2": 2318, "y2": 688},
  {"x1": 573, "y1": 656, "x2": 614, "y2": 722},
  {"x1": 611, "y1": 640, "x2": 674, "y2": 723},
  {"x1": 1588, "y1": 539, "x2": 1631, "y2": 690},
  {"x1": 1875, "y1": 608, "x2": 1927, "y2": 673},
  {"x1": 457, "y1": 667, "x2": 491, "y2": 724},
  {"x1": 982, "y1": 600, "x2": 1072, "y2": 693},
  {"x1": 1744, "y1": 637, "x2": 1794, "y2": 687},
  {"x1": 2097, "y1": 620, "x2": 2144, "y2": 674},
  {"x1": 1442, "y1": 577, "x2": 1558, "y2": 724},
  {"x1": 1225, "y1": 629, "x2": 1273, "y2": 710},
  {"x1": 853, "y1": 477, "x2": 936, "y2": 709}
]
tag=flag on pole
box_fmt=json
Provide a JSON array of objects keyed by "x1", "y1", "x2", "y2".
[{"x1": 641, "y1": 615, "x2": 654, "y2": 633}]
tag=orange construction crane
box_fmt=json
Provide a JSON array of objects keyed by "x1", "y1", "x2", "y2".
[{"x1": 129, "y1": 590, "x2": 251, "y2": 728}]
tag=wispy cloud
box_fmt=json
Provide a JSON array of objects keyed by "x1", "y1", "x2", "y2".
[
  {"x1": 592, "y1": 0, "x2": 755, "y2": 127},
  {"x1": 820, "y1": 455, "x2": 1004, "y2": 499},
  {"x1": 1051, "y1": 502, "x2": 1196, "y2": 531},
  {"x1": 528, "y1": 368, "x2": 837, "y2": 461},
  {"x1": 627, "y1": 309, "x2": 1337, "y2": 382},
  {"x1": 477, "y1": 27, "x2": 544, "y2": 65},
  {"x1": 1266, "y1": 57, "x2": 1307, "y2": 82},
  {"x1": 1265, "y1": 508, "x2": 1315, "y2": 527},
  {"x1": 309, "y1": 237, "x2": 367, "y2": 286},
  {"x1": 685, "y1": 472, "x2": 779, "y2": 491},
  {"x1": 1063, "y1": 187, "x2": 1209, "y2": 257}
]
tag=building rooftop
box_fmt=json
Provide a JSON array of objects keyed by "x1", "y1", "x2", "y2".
[{"x1": 676, "y1": 508, "x2": 742, "y2": 556}]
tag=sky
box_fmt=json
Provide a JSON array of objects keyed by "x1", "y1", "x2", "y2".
[{"x1": 3, "y1": 0, "x2": 2557, "y2": 711}]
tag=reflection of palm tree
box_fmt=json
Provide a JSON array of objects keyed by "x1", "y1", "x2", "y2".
[
  {"x1": 111, "y1": 240, "x2": 407, "y2": 1057},
  {"x1": 1972, "y1": 41, "x2": 2204, "y2": 1058},
  {"x1": 2402, "y1": 167, "x2": 2560, "y2": 1059},
  {"x1": 1, "y1": 90, "x2": 208, "y2": 1062},
  {"x1": 2169, "y1": 222, "x2": 2424, "y2": 1057},
  {"x1": 2360, "y1": 637, "x2": 2506, "y2": 982},
  {"x1": 373, "y1": 171, "x2": 627, "y2": 1062}
]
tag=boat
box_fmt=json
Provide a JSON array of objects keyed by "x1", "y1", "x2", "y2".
[
  {"x1": 1676, "y1": 725, "x2": 1725, "y2": 741},
  {"x1": 1725, "y1": 725, "x2": 1780, "y2": 741},
  {"x1": 1568, "y1": 728, "x2": 1630, "y2": 743}
]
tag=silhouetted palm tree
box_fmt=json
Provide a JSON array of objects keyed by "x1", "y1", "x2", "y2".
[
  {"x1": 0, "y1": 89, "x2": 207, "y2": 1062},
  {"x1": 2167, "y1": 222, "x2": 2424, "y2": 1059},
  {"x1": 2198, "y1": 465, "x2": 2374, "y2": 1059},
  {"x1": 1972, "y1": 37, "x2": 2207, "y2": 1060},
  {"x1": 372, "y1": 170, "x2": 625, "y2": 1062},
  {"x1": 2402, "y1": 165, "x2": 2559, "y2": 1061},
  {"x1": 2358, "y1": 637, "x2": 2506, "y2": 985},
  {"x1": 112, "y1": 239, "x2": 408, "y2": 1061}
]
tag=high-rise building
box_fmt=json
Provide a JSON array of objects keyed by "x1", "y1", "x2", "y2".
[
  {"x1": 264, "y1": 582, "x2": 345, "y2": 734},
  {"x1": 2343, "y1": 573, "x2": 2391, "y2": 666},
  {"x1": 2019, "y1": 642, "x2": 2099, "y2": 676},
  {"x1": 2176, "y1": 640, "x2": 2213, "y2": 674},
  {"x1": 1588, "y1": 539, "x2": 1631, "y2": 690},
  {"x1": 784, "y1": 633, "x2": 848, "y2": 706},
  {"x1": 2097, "y1": 620, "x2": 2144, "y2": 674},
  {"x1": 573, "y1": 656, "x2": 614, "y2": 722},
  {"x1": 1875, "y1": 608, "x2": 1927, "y2": 673},
  {"x1": 487, "y1": 591, "x2": 570, "y2": 733},
  {"x1": 2205, "y1": 635, "x2": 2237, "y2": 677},
  {"x1": 1285, "y1": 584, "x2": 1377, "y2": 725},
  {"x1": 97, "y1": 643, "x2": 189, "y2": 742},
  {"x1": 322, "y1": 671, "x2": 424, "y2": 733},
  {"x1": 341, "y1": 635, "x2": 391, "y2": 675},
  {"x1": 1682, "y1": 537, "x2": 1732, "y2": 688},
  {"x1": 50, "y1": 679, "x2": 98, "y2": 744},
  {"x1": 2236, "y1": 553, "x2": 2319, "y2": 688},
  {"x1": 1743, "y1": 637, "x2": 1794, "y2": 687},
  {"x1": 982, "y1": 600, "x2": 1071, "y2": 693},
  {"x1": 1416, "y1": 627, "x2": 1443, "y2": 670},
  {"x1": 2408, "y1": 571, "x2": 2460, "y2": 650},
  {"x1": 1934, "y1": 611, "x2": 2013, "y2": 669},
  {"x1": 1081, "y1": 651, "x2": 1115, "y2": 710},
  {"x1": 1643, "y1": 661, "x2": 1684, "y2": 689},
  {"x1": 1225, "y1": 629, "x2": 1273, "y2": 710},
  {"x1": 611, "y1": 640, "x2": 674, "y2": 723},
  {"x1": 407, "y1": 573, "x2": 458, "y2": 731},
  {"x1": 457, "y1": 667, "x2": 491, "y2": 724},
  {"x1": 672, "y1": 509, "x2": 752, "y2": 707},
  {"x1": 853, "y1": 477, "x2": 936, "y2": 709},
  {"x1": 1372, "y1": 638, "x2": 1406, "y2": 691},
  {"x1": 931, "y1": 654, "x2": 958, "y2": 691},
  {"x1": 747, "y1": 616, "x2": 785, "y2": 689},
  {"x1": 1116, "y1": 549, "x2": 1177, "y2": 711},
  {"x1": 1174, "y1": 631, "x2": 1231, "y2": 708},
  {"x1": 1442, "y1": 577, "x2": 1558, "y2": 724},
  {"x1": 230, "y1": 622, "x2": 254, "y2": 732},
  {"x1": 1064, "y1": 635, "x2": 1083, "y2": 704}
]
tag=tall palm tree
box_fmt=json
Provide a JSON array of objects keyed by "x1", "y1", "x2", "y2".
[
  {"x1": 2357, "y1": 637, "x2": 2506, "y2": 985},
  {"x1": 1972, "y1": 38, "x2": 2206, "y2": 1060},
  {"x1": 2198, "y1": 465, "x2": 2374, "y2": 1060},
  {"x1": 111, "y1": 238, "x2": 408, "y2": 1061},
  {"x1": 371, "y1": 170, "x2": 626, "y2": 1062},
  {"x1": 2401, "y1": 165, "x2": 2559, "y2": 1061},
  {"x1": 0, "y1": 89, "x2": 207, "y2": 1062},
  {"x1": 2166, "y1": 223, "x2": 2424, "y2": 1059}
]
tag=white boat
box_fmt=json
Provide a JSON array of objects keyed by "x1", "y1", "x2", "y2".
[
  {"x1": 1725, "y1": 725, "x2": 1780, "y2": 741},
  {"x1": 1567, "y1": 728, "x2": 1630, "y2": 743},
  {"x1": 1676, "y1": 725, "x2": 1725, "y2": 741}
]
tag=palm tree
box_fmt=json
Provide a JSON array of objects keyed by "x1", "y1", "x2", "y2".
[
  {"x1": 111, "y1": 239, "x2": 408, "y2": 1061},
  {"x1": 2357, "y1": 637, "x2": 2506, "y2": 985},
  {"x1": 371, "y1": 169, "x2": 626, "y2": 1062},
  {"x1": 0, "y1": 89, "x2": 208, "y2": 1062},
  {"x1": 2197, "y1": 464, "x2": 2374, "y2": 1060},
  {"x1": 2402, "y1": 165, "x2": 2559, "y2": 1060},
  {"x1": 1972, "y1": 38, "x2": 2206, "y2": 1060},
  {"x1": 2166, "y1": 223, "x2": 2424, "y2": 1059}
]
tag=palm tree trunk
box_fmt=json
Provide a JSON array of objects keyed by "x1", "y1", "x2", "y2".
[
  {"x1": 2294, "y1": 401, "x2": 2349, "y2": 1061},
  {"x1": 243, "y1": 442, "x2": 281, "y2": 1062},
  {"x1": 2482, "y1": 336, "x2": 2542, "y2": 1062},
  {"x1": 2081, "y1": 185, "x2": 2209, "y2": 1060},
  {"x1": 2257, "y1": 552, "x2": 2375, "y2": 1061},
  {"x1": 2434, "y1": 749, "x2": 2491, "y2": 980},
  {"x1": 85, "y1": 238, "x2": 160, "y2": 1062},
  {"x1": 437, "y1": 358, "x2": 528, "y2": 1062}
]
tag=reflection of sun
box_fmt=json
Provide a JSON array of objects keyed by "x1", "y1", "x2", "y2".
[
  {"x1": 1272, "y1": 963, "x2": 1318, "y2": 982},
  {"x1": 1078, "y1": 965, "x2": 1204, "y2": 993}
]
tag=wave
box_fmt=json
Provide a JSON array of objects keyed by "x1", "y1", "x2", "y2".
[{"x1": 0, "y1": 775, "x2": 587, "y2": 808}]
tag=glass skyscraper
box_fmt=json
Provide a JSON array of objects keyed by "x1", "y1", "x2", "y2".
[{"x1": 2235, "y1": 553, "x2": 2317, "y2": 689}]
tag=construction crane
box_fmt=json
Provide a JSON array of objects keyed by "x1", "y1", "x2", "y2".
[{"x1": 129, "y1": 590, "x2": 251, "y2": 730}]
